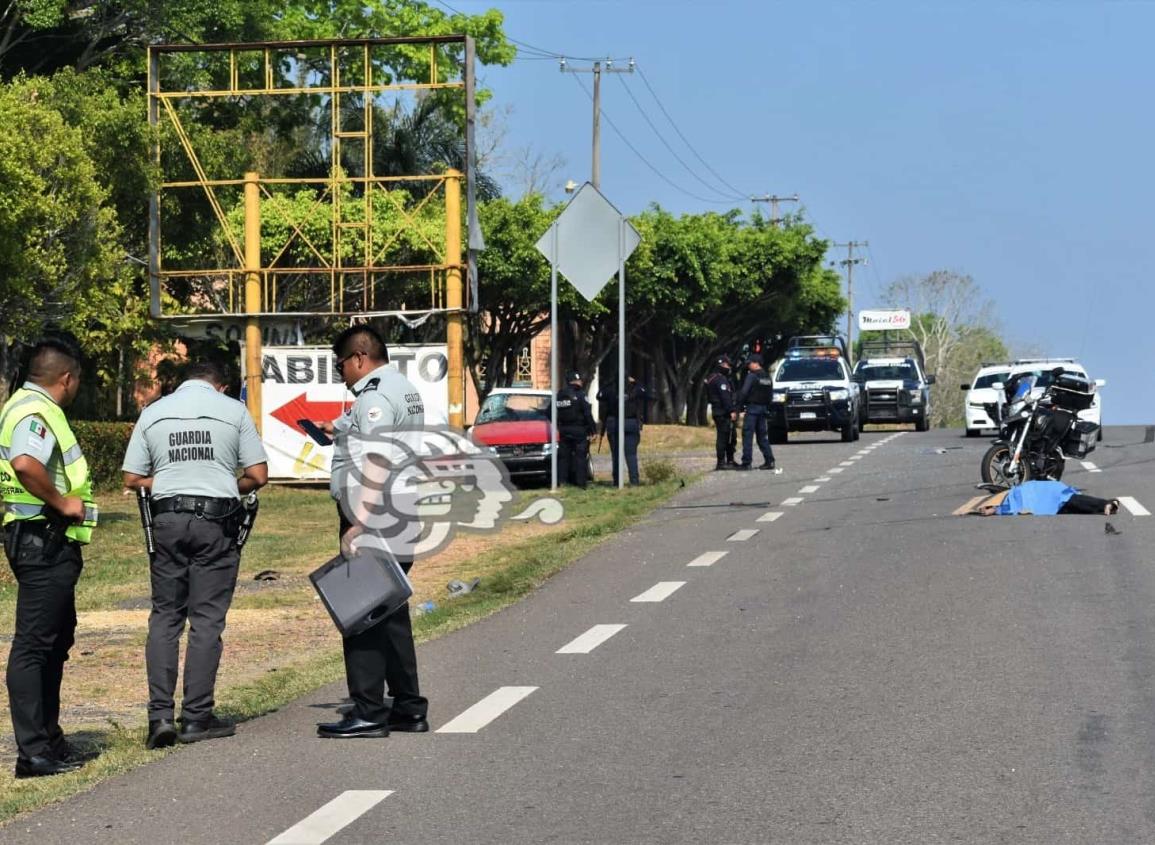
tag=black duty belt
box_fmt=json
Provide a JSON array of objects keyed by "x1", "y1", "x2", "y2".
[{"x1": 151, "y1": 496, "x2": 240, "y2": 518}]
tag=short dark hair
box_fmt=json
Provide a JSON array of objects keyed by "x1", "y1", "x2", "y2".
[
  {"x1": 183, "y1": 360, "x2": 228, "y2": 387},
  {"x1": 332, "y1": 325, "x2": 389, "y2": 363},
  {"x1": 27, "y1": 336, "x2": 82, "y2": 386}
]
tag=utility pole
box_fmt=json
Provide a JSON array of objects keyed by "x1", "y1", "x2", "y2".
[
  {"x1": 751, "y1": 193, "x2": 799, "y2": 227},
  {"x1": 560, "y1": 57, "x2": 635, "y2": 189},
  {"x1": 833, "y1": 241, "x2": 868, "y2": 364}
]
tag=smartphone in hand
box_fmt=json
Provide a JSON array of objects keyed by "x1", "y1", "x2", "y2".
[{"x1": 297, "y1": 419, "x2": 333, "y2": 446}]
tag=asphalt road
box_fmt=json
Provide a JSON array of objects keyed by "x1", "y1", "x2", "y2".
[{"x1": 5, "y1": 425, "x2": 1155, "y2": 844}]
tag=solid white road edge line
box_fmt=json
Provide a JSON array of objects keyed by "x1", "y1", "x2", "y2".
[
  {"x1": 437, "y1": 686, "x2": 539, "y2": 733},
  {"x1": 557, "y1": 624, "x2": 628, "y2": 654},
  {"x1": 728, "y1": 529, "x2": 759, "y2": 542},
  {"x1": 631, "y1": 581, "x2": 687, "y2": 603},
  {"x1": 688, "y1": 551, "x2": 729, "y2": 567},
  {"x1": 757, "y1": 511, "x2": 783, "y2": 523},
  {"x1": 1119, "y1": 497, "x2": 1151, "y2": 517},
  {"x1": 266, "y1": 791, "x2": 393, "y2": 845}
]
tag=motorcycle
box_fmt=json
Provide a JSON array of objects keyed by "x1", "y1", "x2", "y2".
[{"x1": 979, "y1": 368, "x2": 1100, "y2": 487}]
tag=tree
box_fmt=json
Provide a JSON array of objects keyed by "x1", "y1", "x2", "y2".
[
  {"x1": 0, "y1": 76, "x2": 123, "y2": 402},
  {"x1": 882, "y1": 270, "x2": 1008, "y2": 427}
]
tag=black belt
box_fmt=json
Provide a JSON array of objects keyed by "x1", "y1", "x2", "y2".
[{"x1": 151, "y1": 496, "x2": 239, "y2": 518}]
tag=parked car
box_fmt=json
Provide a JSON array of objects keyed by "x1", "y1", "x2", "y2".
[
  {"x1": 1005, "y1": 358, "x2": 1105, "y2": 440},
  {"x1": 468, "y1": 388, "x2": 554, "y2": 482},
  {"x1": 962, "y1": 363, "x2": 1012, "y2": 437},
  {"x1": 853, "y1": 339, "x2": 935, "y2": 431}
]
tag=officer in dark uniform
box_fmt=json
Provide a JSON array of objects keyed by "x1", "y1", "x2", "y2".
[
  {"x1": 706, "y1": 356, "x2": 738, "y2": 471},
  {"x1": 555, "y1": 372, "x2": 595, "y2": 488},
  {"x1": 317, "y1": 325, "x2": 430, "y2": 739},
  {"x1": 1, "y1": 338, "x2": 95, "y2": 778},
  {"x1": 122, "y1": 361, "x2": 268, "y2": 749},
  {"x1": 597, "y1": 376, "x2": 647, "y2": 486},
  {"x1": 736, "y1": 354, "x2": 779, "y2": 472}
]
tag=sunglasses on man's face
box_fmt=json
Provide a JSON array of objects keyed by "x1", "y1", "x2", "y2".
[{"x1": 335, "y1": 352, "x2": 361, "y2": 373}]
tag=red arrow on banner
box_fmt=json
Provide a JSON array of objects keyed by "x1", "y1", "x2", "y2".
[{"x1": 269, "y1": 393, "x2": 350, "y2": 435}]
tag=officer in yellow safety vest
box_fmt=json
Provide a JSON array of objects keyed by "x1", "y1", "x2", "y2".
[{"x1": 0, "y1": 337, "x2": 97, "y2": 779}]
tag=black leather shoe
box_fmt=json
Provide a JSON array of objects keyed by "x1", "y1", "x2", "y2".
[
  {"x1": 759, "y1": 462, "x2": 777, "y2": 471},
  {"x1": 387, "y1": 713, "x2": 429, "y2": 733},
  {"x1": 735, "y1": 464, "x2": 752, "y2": 471},
  {"x1": 146, "y1": 719, "x2": 178, "y2": 750},
  {"x1": 317, "y1": 716, "x2": 389, "y2": 739},
  {"x1": 178, "y1": 715, "x2": 236, "y2": 744},
  {"x1": 15, "y1": 755, "x2": 81, "y2": 779}
]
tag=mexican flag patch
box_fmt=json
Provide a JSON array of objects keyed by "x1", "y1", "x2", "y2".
[{"x1": 28, "y1": 420, "x2": 47, "y2": 439}]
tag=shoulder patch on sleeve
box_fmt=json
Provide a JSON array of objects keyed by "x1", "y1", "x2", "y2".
[
  {"x1": 366, "y1": 407, "x2": 383, "y2": 423},
  {"x1": 28, "y1": 419, "x2": 47, "y2": 438}
]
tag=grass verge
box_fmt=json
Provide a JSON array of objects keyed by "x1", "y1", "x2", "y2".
[{"x1": 0, "y1": 478, "x2": 687, "y2": 824}]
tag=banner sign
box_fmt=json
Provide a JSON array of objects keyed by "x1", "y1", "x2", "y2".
[
  {"x1": 859, "y1": 309, "x2": 912, "y2": 331},
  {"x1": 250, "y1": 345, "x2": 449, "y2": 480}
]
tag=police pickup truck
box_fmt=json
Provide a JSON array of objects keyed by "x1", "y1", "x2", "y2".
[
  {"x1": 767, "y1": 336, "x2": 863, "y2": 443},
  {"x1": 852, "y1": 339, "x2": 936, "y2": 431}
]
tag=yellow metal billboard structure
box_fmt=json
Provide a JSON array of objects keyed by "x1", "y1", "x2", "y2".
[{"x1": 147, "y1": 36, "x2": 477, "y2": 426}]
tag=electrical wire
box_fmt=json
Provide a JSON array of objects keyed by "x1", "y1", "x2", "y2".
[
  {"x1": 635, "y1": 65, "x2": 751, "y2": 202},
  {"x1": 614, "y1": 73, "x2": 746, "y2": 202},
  {"x1": 569, "y1": 74, "x2": 737, "y2": 206}
]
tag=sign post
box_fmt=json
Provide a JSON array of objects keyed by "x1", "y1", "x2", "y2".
[{"x1": 535, "y1": 183, "x2": 641, "y2": 491}]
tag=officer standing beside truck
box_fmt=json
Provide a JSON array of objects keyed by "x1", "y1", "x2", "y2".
[
  {"x1": 0, "y1": 337, "x2": 98, "y2": 779},
  {"x1": 736, "y1": 354, "x2": 780, "y2": 472},
  {"x1": 122, "y1": 361, "x2": 268, "y2": 751}
]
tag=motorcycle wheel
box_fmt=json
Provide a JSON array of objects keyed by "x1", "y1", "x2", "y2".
[{"x1": 981, "y1": 443, "x2": 1029, "y2": 487}]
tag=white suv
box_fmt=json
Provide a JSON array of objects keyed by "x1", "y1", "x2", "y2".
[
  {"x1": 1006, "y1": 358, "x2": 1104, "y2": 435},
  {"x1": 962, "y1": 364, "x2": 1011, "y2": 437}
]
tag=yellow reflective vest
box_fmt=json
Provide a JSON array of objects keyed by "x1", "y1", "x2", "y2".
[{"x1": 0, "y1": 388, "x2": 96, "y2": 544}]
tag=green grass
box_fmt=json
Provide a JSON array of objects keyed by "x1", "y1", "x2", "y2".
[{"x1": 0, "y1": 476, "x2": 690, "y2": 824}]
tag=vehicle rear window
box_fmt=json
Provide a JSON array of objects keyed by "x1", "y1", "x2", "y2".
[
  {"x1": 776, "y1": 359, "x2": 844, "y2": 381},
  {"x1": 856, "y1": 363, "x2": 917, "y2": 381},
  {"x1": 973, "y1": 373, "x2": 1009, "y2": 389},
  {"x1": 476, "y1": 394, "x2": 551, "y2": 424}
]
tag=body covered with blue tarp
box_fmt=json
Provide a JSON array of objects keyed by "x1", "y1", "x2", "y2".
[{"x1": 996, "y1": 480, "x2": 1079, "y2": 516}]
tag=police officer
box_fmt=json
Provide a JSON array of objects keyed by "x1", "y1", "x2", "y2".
[
  {"x1": 317, "y1": 325, "x2": 430, "y2": 739},
  {"x1": 736, "y1": 354, "x2": 779, "y2": 472},
  {"x1": 597, "y1": 376, "x2": 647, "y2": 486},
  {"x1": 706, "y1": 355, "x2": 738, "y2": 471},
  {"x1": 1, "y1": 337, "x2": 97, "y2": 778},
  {"x1": 556, "y1": 372, "x2": 595, "y2": 488},
  {"x1": 122, "y1": 361, "x2": 268, "y2": 750}
]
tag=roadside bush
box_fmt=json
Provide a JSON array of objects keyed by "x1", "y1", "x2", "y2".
[
  {"x1": 642, "y1": 459, "x2": 678, "y2": 485},
  {"x1": 74, "y1": 421, "x2": 133, "y2": 490}
]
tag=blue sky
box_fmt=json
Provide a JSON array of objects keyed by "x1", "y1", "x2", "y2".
[{"x1": 452, "y1": 0, "x2": 1153, "y2": 423}]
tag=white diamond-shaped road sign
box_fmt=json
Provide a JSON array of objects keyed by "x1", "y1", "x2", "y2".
[{"x1": 534, "y1": 182, "x2": 641, "y2": 302}]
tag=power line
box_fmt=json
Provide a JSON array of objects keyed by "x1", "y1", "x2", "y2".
[
  {"x1": 614, "y1": 73, "x2": 746, "y2": 202},
  {"x1": 635, "y1": 65, "x2": 750, "y2": 202},
  {"x1": 570, "y1": 74, "x2": 736, "y2": 206}
]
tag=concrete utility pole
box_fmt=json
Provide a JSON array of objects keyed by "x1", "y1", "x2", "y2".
[
  {"x1": 834, "y1": 241, "x2": 868, "y2": 365},
  {"x1": 751, "y1": 193, "x2": 799, "y2": 227},
  {"x1": 560, "y1": 58, "x2": 635, "y2": 189}
]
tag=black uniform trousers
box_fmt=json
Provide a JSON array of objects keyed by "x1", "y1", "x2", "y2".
[
  {"x1": 605, "y1": 417, "x2": 641, "y2": 486},
  {"x1": 713, "y1": 414, "x2": 735, "y2": 464},
  {"x1": 742, "y1": 405, "x2": 775, "y2": 466},
  {"x1": 4, "y1": 522, "x2": 83, "y2": 760},
  {"x1": 557, "y1": 426, "x2": 591, "y2": 488},
  {"x1": 146, "y1": 512, "x2": 240, "y2": 722},
  {"x1": 338, "y1": 510, "x2": 427, "y2": 724}
]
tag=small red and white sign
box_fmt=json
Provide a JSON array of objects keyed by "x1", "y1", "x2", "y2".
[{"x1": 859, "y1": 309, "x2": 912, "y2": 331}]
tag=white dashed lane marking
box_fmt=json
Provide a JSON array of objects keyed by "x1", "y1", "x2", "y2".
[
  {"x1": 437, "y1": 686, "x2": 539, "y2": 733},
  {"x1": 828, "y1": 468, "x2": 845, "y2": 474},
  {"x1": 631, "y1": 581, "x2": 687, "y2": 603},
  {"x1": 267, "y1": 791, "x2": 393, "y2": 845},
  {"x1": 781, "y1": 497, "x2": 803, "y2": 506},
  {"x1": 757, "y1": 511, "x2": 783, "y2": 523},
  {"x1": 557, "y1": 624, "x2": 628, "y2": 654},
  {"x1": 839, "y1": 461, "x2": 854, "y2": 467},
  {"x1": 728, "y1": 529, "x2": 758, "y2": 542},
  {"x1": 688, "y1": 551, "x2": 728, "y2": 567},
  {"x1": 815, "y1": 476, "x2": 831, "y2": 483},
  {"x1": 1119, "y1": 497, "x2": 1151, "y2": 517},
  {"x1": 799, "y1": 485, "x2": 820, "y2": 494},
  {"x1": 1081, "y1": 461, "x2": 1102, "y2": 473}
]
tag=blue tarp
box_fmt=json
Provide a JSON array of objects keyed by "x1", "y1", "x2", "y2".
[{"x1": 996, "y1": 480, "x2": 1079, "y2": 516}]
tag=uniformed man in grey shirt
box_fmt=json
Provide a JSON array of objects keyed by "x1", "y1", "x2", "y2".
[
  {"x1": 316, "y1": 325, "x2": 429, "y2": 739},
  {"x1": 122, "y1": 361, "x2": 268, "y2": 750}
]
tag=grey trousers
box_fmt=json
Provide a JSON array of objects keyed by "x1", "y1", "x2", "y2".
[{"x1": 146, "y1": 513, "x2": 240, "y2": 722}]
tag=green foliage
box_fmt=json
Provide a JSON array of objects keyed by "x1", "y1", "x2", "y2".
[
  {"x1": 642, "y1": 459, "x2": 678, "y2": 484},
  {"x1": 73, "y1": 420, "x2": 133, "y2": 490}
]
